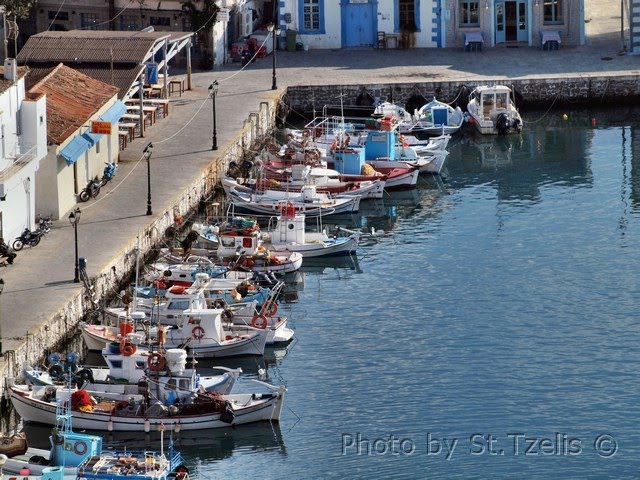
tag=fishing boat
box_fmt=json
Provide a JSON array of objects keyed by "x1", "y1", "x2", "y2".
[
  {"x1": 260, "y1": 202, "x2": 359, "y2": 257},
  {"x1": 466, "y1": 85, "x2": 523, "y2": 135},
  {"x1": 9, "y1": 379, "x2": 286, "y2": 432},
  {"x1": 414, "y1": 97, "x2": 466, "y2": 135},
  {"x1": 227, "y1": 185, "x2": 361, "y2": 217},
  {"x1": 2, "y1": 399, "x2": 188, "y2": 478},
  {"x1": 22, "y1": 346, "x2": 242, "y2": 398}
]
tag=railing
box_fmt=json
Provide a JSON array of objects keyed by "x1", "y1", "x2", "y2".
[{"x1": 0, "y1": 145, "x2": 37, "y2": 182}]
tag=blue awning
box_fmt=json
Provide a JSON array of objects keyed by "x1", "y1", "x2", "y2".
[
  {"x1": 82, "y1": 131, "x2": 103, "y2": 146},
  {"x1": 99, "y1": 100, "x2": 127, "y2": 124},
  {"x1": 60, "y1": 135, "x2": 91, "y2": 166}
]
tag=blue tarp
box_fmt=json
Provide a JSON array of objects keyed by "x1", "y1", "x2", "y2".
[{"x1": 60, "y1": 135, "x2": 91, "y2": 166}]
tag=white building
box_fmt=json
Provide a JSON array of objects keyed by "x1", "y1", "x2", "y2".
[
  {"x1": 28, "y1": 63, "x2": 124, "y2": 220},
  {"x1": 0, "y1": 59, "x2": 47, "y2": 243}
]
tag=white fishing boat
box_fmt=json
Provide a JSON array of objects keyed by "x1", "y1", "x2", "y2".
[
  {"x1": 9, "y1": 380, "x2": 286, "y2": 432},
  {"x1": 22, "y1": 346, "x2": 242, "y2": 399},
  {"x1": 413, "y1": 97, "x2": 465, "y2": 136},
  {"x1": 227, "y1": 185, "x2": 361, "y2": 217},
  {"x1": 466, "y1": 85, "x2": 523, "y2": 135}
]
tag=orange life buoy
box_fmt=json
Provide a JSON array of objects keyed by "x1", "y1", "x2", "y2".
[
  {"x1": 252, "y1": 314, "x2": 268, "y2": 329},
  {"x1": 147, "y1": 353, "x2": 166, "y2": 371},
  {"x1": 192, "y1": 326, "x2": 205, "y2": 339},
  {"x1": 168, "y1": 285, "x2": 186, "y2": 294},
  {"x1": 120, "y1": 338, "x2": 137, "y2": 356},
  {"x1": 263, "y1": 301, "x2": 278, "y2": 317}
]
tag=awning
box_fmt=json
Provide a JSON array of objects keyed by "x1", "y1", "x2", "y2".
[
  {"x1": 82, "y1": 131, "x2": 102, "y2": 146},
  {"x1": 60, "y1": 135, "x2": 91, "y2": 166},
  {"x1": 99, "y1": 100, "x2": 127, "y2": 124}
]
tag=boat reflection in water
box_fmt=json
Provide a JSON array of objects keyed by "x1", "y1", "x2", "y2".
[{"x1": 22, "y1": 421, "x2": 286, "y2": 463}]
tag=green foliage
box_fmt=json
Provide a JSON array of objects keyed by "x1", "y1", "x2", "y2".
[
  {"x1": 0, "y1": 0, "x2": 37, "y2": 19},
  {"x1": 181, "y1": 0, "x2": 219, "y2": 32}
]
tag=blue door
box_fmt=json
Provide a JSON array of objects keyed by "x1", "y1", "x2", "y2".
[{"x1": 343, "y1": 2, "x2": 374, "y2": 47}]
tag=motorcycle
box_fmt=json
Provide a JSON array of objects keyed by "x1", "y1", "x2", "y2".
[
  {"x1": 101, "y1": 162, "x2": 118, "y2": 186},
  {"x1": 79, "y1": 177, "x2": 102, "y2": 202},
  {"x1": 37, "y1": 216, "x2": 52, "y2": 234},
  {"x1": 12, "y1": 227, "x2": 46, "y2": 251}
]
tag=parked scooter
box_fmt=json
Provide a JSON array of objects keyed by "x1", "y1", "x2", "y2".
[
  {"x1": 79, "y1": 177, "x2": 102, "y2": 202},
  {"x1": 12, "y1": 226, "x2": 46, "y2": 251},
  {"x1": 101, "y1": 162, "x2": 118, "y2": 186},
  {"x1": 37, "y1": 216, "x2": 52, "y2": 234}
]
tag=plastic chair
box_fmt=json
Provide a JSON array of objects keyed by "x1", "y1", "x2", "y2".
[{"x1": 377, "y1": 31, "x2": 386, "y2": 49}]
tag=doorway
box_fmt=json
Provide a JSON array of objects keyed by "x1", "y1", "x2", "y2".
[{"x1": 495, "y1": 0, "x2": 528, "y2": 44}]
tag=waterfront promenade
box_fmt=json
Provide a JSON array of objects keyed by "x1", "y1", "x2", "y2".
[{"x1": 0, "y1": 1, "x2": 635, "y2": 358}]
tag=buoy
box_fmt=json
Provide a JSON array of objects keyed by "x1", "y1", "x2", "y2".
[
  {"x1": 20, "y1": 468, "x2": 30, "y2": 475},
  {"x1": 563, "y1": 114, "x2": 568, "y2": 120},
  {"x1": 592, "y1": 118, "x2": 597, "y2": 127},
  {"x1": 107, "y1": 418, "x2": 113, "y2": 432},
  {"x1": 144, "y1": 419, "x2": 150, "y2": 433}
]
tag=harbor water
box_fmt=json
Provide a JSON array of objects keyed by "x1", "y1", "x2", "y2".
[{"x1": 22, "y1": 107, "x2": 640, "y2": 478}]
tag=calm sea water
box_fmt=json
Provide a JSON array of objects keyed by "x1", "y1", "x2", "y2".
[{"x1": 22, "y1": 108, "x2": 640, "y2": 478}]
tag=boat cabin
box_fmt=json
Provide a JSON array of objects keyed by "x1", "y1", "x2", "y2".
[{"x1": 470, "y1": 85, "x2": 513, "y2": 122}]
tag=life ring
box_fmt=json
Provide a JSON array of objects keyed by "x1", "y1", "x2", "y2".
[
  {"x1": 147, "y1": 353, "x2": 166, "y2": 372},
  {"x1": 73, "y1": 440, "x2": 88, "y2": 456},
  {"x1": 120, "y1": 339, "x2": 136, "y2": 356},
  {"x1": 251, "y1": 314, "x2": 268, "y2": 329},
  {"x1": 263, "y1": 301, "x2": 278, "y2": 317},
  {"x1": 192, "y1": 326, "x2": 205, "y2": 340},
  {"x1": 302, "y1": 128, "x2": 311, "y2": 138}
]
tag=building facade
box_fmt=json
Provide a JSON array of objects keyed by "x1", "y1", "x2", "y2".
[{"x1": 0, "y1": 61, "x2": 48, "y2": 243}]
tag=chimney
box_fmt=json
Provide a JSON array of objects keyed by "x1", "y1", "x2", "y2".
[{"x1": 4, "y1": 58, "x2": 16, "y2": 81}]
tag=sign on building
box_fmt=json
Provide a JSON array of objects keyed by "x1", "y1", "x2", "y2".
[
  {"x1": 146, "y1": 63, "x2": 158, "y2": 84},
  {"x1": 218, "y1": 9, "x2": 229, "y2": 21},
  {"x1": 91, "y1": 121, "x2": 112, "y2": 135}
]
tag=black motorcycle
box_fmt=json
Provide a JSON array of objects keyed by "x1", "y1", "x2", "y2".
[
  {"x1": 79, "y1": 177, "x2": 102, "y2": 202},
  {"x1": 12, "y1": 226, "x2": 45, "y2": 251}
]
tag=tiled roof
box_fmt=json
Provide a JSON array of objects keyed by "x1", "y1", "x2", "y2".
[
  {"x1": 28, "y1": 64, "x2": 119, "y2": 145},
  {"x1": 26, "y1": 63, "x2": 145, "y2": 99},
  {"x1": 16, "y1": 30, "x2": 171, "y2": 64}
]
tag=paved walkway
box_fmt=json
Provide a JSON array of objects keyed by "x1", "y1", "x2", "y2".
[{"x1": 0, "y1": 0, "x2": 635, "y2": 354}]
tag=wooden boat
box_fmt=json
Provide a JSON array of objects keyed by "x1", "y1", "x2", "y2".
[
  {"x1": 466, "y1": 85, "x2": 523, "y2": 135},
  {"x1": 2, "y1": 400, "x2": 188, "y2": 478},
  {"x1": 22, "y1": 346, "x2": 242, "y2": 398},
  {"x1": 9, "y1": 380, "x2": 286, "y2": 432},
  {"x1": 414, "y1": 97, "x2": 465, "y2": 135}
]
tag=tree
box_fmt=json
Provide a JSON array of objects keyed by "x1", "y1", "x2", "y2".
[
  {"x1": 181, "y1": 1, "x2": 219, "y2": 68},
  {"x1": 0, "y1": 0, "x2": 37, "y2": 19}
]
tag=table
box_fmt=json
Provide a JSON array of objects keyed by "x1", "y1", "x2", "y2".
[
  {"x1": 119, "y1": 122, "x2": 137, "y2": 141},
  {"x1": 118, "y1": 130, "x2": 129, "y2": 150},
  {"x1": 464, "y1": 32, "x2": 484, "y2": 52},
  {"x1": 169, "y1": 78, "x2": 185, "y2": 97},
  {"x1": 144, "y1": 99, "x2": 169, "y2": 118},
  {"x1": 126, "y1": 105, "x2": 157, "y2": 125},
  {"x1": 540, "y1": 30, "x2": 561, "y2": 50}
]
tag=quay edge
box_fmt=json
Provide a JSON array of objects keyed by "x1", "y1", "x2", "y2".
[
  {"x1": 282, "y1": 73, "x2": 640, "y2": 120},
  {"x1": 0, "y1": 97, "x2": 282, "y2": 410}
]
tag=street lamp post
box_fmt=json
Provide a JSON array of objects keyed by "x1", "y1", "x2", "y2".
[
  {"x1": 68, "y1": 208, "x2": 81, "y2": 283},
  {"x1": 144, "y1": 142, "x2": 153, "y2": 215},
  {"x1": 268, "y1": 23, "x2": 282, "y2": 90},
  {"x1": 208, "y1": 81, "x2": 218, "y2": 150}
]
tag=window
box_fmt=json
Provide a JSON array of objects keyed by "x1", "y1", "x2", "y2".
[
  {"x1": 399, "y1": 0, "x2": 418, "y2": 32},
  {"x1": 96, "y1": 139, "x2": 100, "y2": 154},
  {"x1": 299, "y1": 0, "x2": 324, "y2": 33},
  {"x1": 80, "y1": 12, "x2": 99, "y2": 30},
  {"x1": 182, "y1": 16, "x2": 192, "y2": 31},
  {"x1": 150, "y1": 16, "x2": 171, "y2": 26},
  {"x1": 120, "y1": 15, "x2": 138, "y2": 31},
  {"x1": 48, "y1": 11, "x2": 69, "y2": 21},
  {"x1": 460, "y1": 1, "x2": 480, "y2": 27},
  {"x1": 543, "y1": 0, "x2": 563, "y2": 24}
]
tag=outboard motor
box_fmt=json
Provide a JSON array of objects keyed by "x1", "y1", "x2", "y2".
[{"x1": 495, "y1": 112, "x2": 511, "y2": 135}]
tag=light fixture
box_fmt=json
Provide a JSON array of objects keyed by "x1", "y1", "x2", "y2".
[
  {"x1": 208, "y1": 81, "x2": 219, "y2": 150},
  {"x1": 68, "y1": 208, "x2": 81, "y2": 283}
]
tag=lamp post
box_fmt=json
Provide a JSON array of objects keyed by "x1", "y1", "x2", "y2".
[
  {"x1": 68, "y1": 208, "x2": 81, "y2": 283},
  {"x1": 268, "y1": 23, "x2": 282, "y2": 90},
  {"x1": 143, "y1": 142, "x2": 153, "y2": 215},
  {"x1": 208, "y1": 81, "x2": 218, "y2": 150}
]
